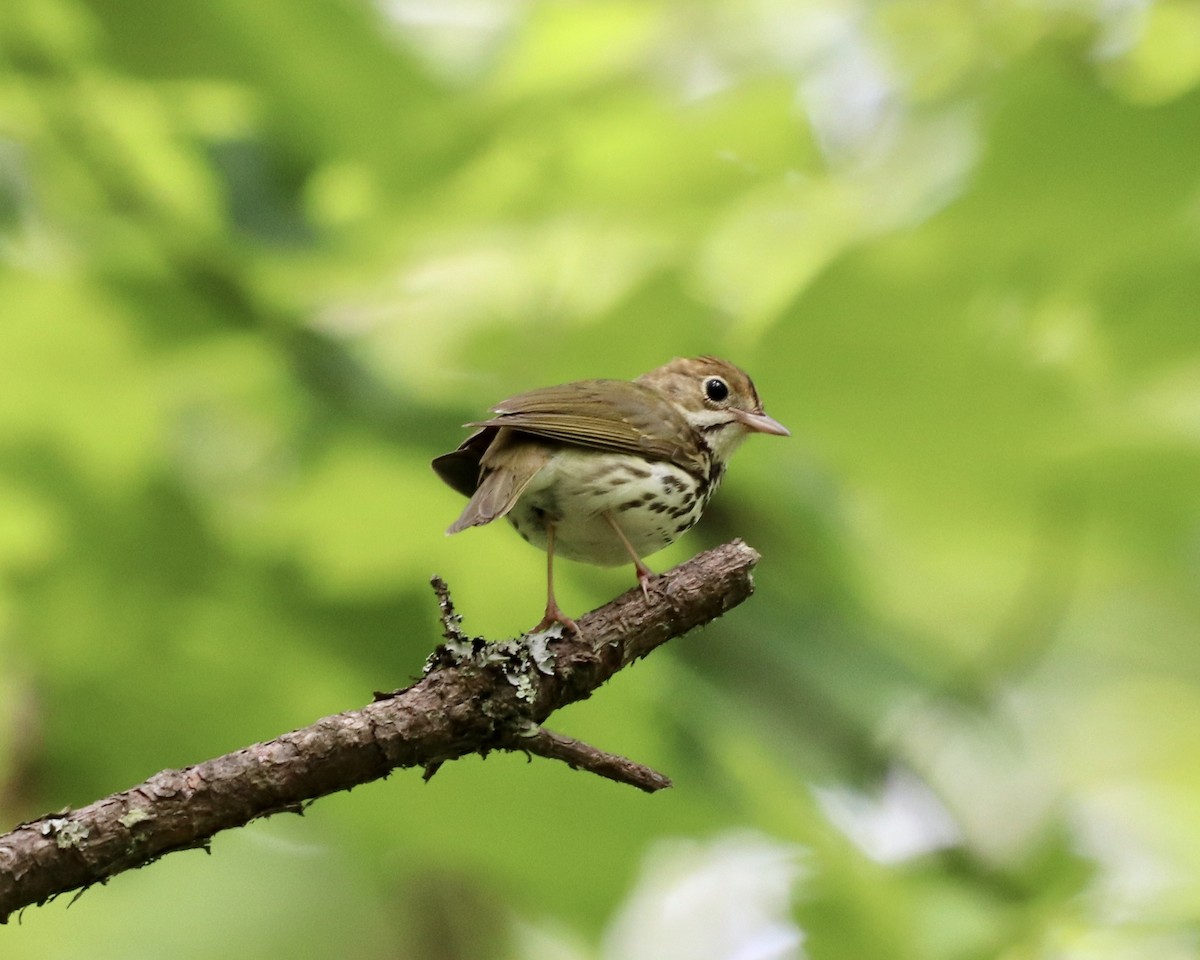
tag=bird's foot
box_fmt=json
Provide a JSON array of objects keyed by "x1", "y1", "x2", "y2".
[
  {"x1": 530, "y1": 602, "x2": 579, "y2": 636},
  {"x1": 634, "y1": 560, "x2": 655, "y2": 601}
]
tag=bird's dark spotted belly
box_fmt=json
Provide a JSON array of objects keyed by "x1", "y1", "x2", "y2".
[{"x1": 506, "y1": 451, "x2": 714, "y2": 566}]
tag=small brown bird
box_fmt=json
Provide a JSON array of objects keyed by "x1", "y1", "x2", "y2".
[{"x1": 433, "y1": 356, "x2": 788, "y2": 633}]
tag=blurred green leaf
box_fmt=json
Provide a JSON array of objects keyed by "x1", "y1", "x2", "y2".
[{"x1": 3, "y1": 0, "x2": 1200, "y2": 956}]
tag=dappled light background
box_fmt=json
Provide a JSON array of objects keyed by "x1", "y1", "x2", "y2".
[{"x1": 3, "y1": 0, "x2": 1200, "y2": 956}]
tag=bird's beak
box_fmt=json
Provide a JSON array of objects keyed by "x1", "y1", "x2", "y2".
[{"x1": 737, "y1": 409, "x2": 790, "y2": 436}]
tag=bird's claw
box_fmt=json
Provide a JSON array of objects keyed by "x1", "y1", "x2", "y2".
[
  {"x1": 635, "y1": 562, "x2": 655, "y2": 601},
  {"x1": 531, "y1": 604, "x2": 580, "y2": 636}
]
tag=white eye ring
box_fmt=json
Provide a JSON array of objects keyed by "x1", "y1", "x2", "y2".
[{"x1": 704, "y1": 378, "x2": 729, "y2": 403}]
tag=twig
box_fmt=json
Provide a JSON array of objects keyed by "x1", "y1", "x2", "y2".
[
  {"x1": 0, "y1": 539, "x2": 760, "y2": 923},
  {"x1": 431, "y1": 575, "x2": 467, "y2": 643},
  {"x1": 503, "y1": 726, "x2": 672, "y2": 792}
]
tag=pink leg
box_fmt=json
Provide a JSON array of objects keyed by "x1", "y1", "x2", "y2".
[
  {"x1": 602, "y1": 512, "x2": 654, "y2": 600},
  {"x1": 530, "y1": 522, "x2": 580, "y2": 634}
]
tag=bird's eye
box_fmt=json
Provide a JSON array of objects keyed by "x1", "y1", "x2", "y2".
[{"x1": 704, "y1": 377, "x2": 729, "y2": 403}]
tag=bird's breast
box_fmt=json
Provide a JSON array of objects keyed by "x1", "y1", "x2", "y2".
[{"x1": 506, "y1": 450, "x2": 715, "y2": 565}]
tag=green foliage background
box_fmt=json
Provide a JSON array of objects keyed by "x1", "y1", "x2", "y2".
[{"x1": 3, "y1": 0, "x2": 1200, "y2": 956}]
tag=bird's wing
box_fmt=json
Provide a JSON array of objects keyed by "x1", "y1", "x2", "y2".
[
  {"x1": 467, "y1": 379, "x2": 705, "y2": 474},
  {"x1": 443, "y1": 431, "x2": 550, "y2": 533}
]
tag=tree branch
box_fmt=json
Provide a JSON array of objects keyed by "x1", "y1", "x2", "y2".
[{"x1": 0, "y1": 539, "x2": 760, "y2": 922}]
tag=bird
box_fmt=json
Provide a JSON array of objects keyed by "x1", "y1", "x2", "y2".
[{"x1": 432, "y1": 356, "x2": 788, "y2": 633}]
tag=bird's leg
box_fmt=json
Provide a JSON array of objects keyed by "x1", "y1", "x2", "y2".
[
  {"x1": 530, "y1": 521, "x2": 580, "y2": 635},
  {"x1": 602, "y1": 512, "x2": 655, "y2": 600}
]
